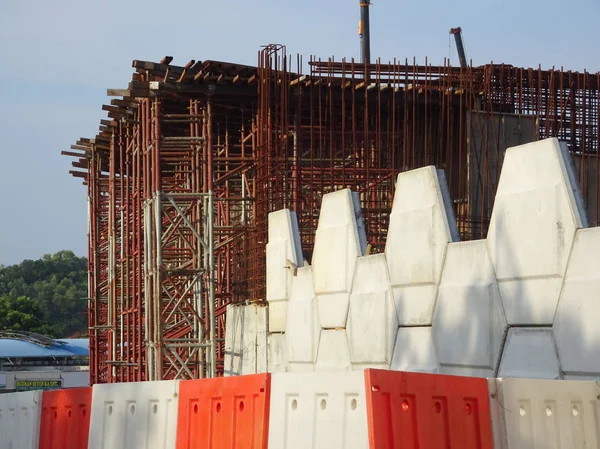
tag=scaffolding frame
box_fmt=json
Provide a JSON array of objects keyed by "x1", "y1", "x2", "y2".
[{"x1": 66, "y1": 51, "x2": 600, "y2": 383}]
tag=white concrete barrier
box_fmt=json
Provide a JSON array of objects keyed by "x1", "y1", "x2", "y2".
[
  {"x1": 264, "y1": 138, "x2": 600, "y2": 380},
  {"x1": 224, "y1": 304, "x2": 268, "y2": 376},
  {"x1": 268, "y1": 372, "x2": 368, "y2": 449},
  {"x1": 312, "y1": 189, "x2": 366, "y2": 328},
  {"x1": 315, "y1": 330, "x2": 351, "y2": 372},
  {"x1": 88, "y1": 380, "x2": 179, "y2": 449},
  {"x1": 0, "y1": 391, "x2": 42, "y2": 449},
  {"x1": 554, "y1": 227, "x2": 600, "y2": 378},
  {"x1": 268, "y1": 332, "x2": 288, "y2": 372},
  {"x1": 433, "y1": 240, "x2": 507, "y2": 377},
  {"x1": 385, "y1": 166, "x2": 459, "y2": 326},
  {"x1": 498, "y1": 328, "x2": 561, "y2": 379},
  {"x1": 487, "y1": 138, "x2": 587, "y2": 325},
  {"x1": 390, "y1": 327, "x2": 440, "y2": 373},
  {"x1": 266, "y1": 210, "x2": 304, "y2": 332},
  {"x1": 347, "y1": 254, "x2": 397, "y2": 366},
  {"x1": 488, "y1": 377, "x2": 600, "y2": 448},
  {"x1": 286, "y1": 267, "x2": 320, "y2": 367}
]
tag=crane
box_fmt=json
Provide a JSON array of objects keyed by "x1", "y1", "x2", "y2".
[{"x1": 450, "y1": 27, "x2": 468, "y2": 69}]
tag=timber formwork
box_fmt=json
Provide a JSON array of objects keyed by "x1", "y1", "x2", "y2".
[{"x1": 66, "y1": 48, "x2": 600, "y2": 383}]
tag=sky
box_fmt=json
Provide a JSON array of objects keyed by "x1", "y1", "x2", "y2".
[{"x1": 0, "y1": 0, "x2": 598, "y2": 265}]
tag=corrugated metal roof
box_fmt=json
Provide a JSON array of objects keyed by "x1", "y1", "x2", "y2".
[{"x1": 0, "y1": 338, "x2": 89, "y2": 358}]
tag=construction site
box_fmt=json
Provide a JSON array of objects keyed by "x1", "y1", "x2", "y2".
[{"x1": 63, "y1": 15, "x2": 600, "y2": 384}]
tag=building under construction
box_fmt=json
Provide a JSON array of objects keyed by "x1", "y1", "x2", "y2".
[{"x1": 65, "y1": 44, "x2": 600, "y2": 384}]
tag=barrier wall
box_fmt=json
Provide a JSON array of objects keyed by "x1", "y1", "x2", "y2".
[
  {"x1": 2, "y1": 370, "x2": 600, "y2": 448},
  {"x1": 176, "y1": 374, "x2": 270, "y2": 449},
  {"x1": 224, "y1": 304, "x2": 267, "y2": 376},
  {"x1": 87, "y1": 380, "x2": 180, "y2": 449},
  {"x1": 365, "y1": 369, "x2": 494, "y2": 449},
  {"x1": 488, "y1": 377, "x2": 600, "y2": 448},
  {"x1": 268, "y1": 372, "x2": 369, "y2": 449},
  {"x1": 250, "y1": 138, "x2": 600, "y2": 380},
  {"x1": 39, "y1": 387, "x2": 91, "y2": 449},
  {"x1": 0, "y1": 390, "x2": 42, "y2": 449}
]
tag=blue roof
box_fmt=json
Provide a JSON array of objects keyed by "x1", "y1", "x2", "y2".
[{"x1": 0, "y1": 338, "x2": 89, "y2": 358}]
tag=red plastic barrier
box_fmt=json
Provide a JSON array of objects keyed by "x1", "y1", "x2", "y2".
[
  {"x1": 364, "y1": 369, "x2": 494, "y2": 449},
  {"x1": 176, "y1": 373, "x2": 271, "y2": 449},
  {"x1": 39, "y1": 387, "x2": 92, "y2": 449}
]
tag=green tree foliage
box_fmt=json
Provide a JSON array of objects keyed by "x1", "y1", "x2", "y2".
[{"x1": 0, "y1": 251, "x2": 88, "y2": 337}]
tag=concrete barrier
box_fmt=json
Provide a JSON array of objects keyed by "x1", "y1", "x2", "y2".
[
  {"x1": 0, "y1": 390, "x2": 42, "y2": 449},
  {"x1": 488, "y1": 377, "x2": 600, "y2": 448},
  {"x1": 268, "y1": 372, "x2": 368, "y2": 449},
  {"x1": 87, "y1": 380, "x2": 179, "y2": 449}
]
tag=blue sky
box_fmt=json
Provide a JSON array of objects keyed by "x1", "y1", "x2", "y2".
[{"x1": 0, "y1": 0, "x2": 598, "y2": 265}]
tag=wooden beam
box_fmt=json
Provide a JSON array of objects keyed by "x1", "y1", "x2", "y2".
[
  {"x1": 71, "y1": 144, "x2": 92, "y2": 151},
  {"x1": 102, "y1": 104, "x2": 122, "y2": 114},
  {"x1": 72, "y1": 161, "x2": 89, "y2": 169},
  {"x1": 61, "y1": 150, "x2": 86, "y2": 158},
  {"x1": 110, "y1": 98, "x2": 138, "y2": 108},
  {"x1": 290, "y1": 75, "x2": 307, "y2": 86}
]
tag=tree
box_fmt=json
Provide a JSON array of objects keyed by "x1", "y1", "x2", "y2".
[{"x1": 0, "y1": 251, "x2": 88, "y2": 337}]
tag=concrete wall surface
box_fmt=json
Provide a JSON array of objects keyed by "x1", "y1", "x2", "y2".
[{"x1": 227, "y1": 137, "x2": 600, "y2": 380}]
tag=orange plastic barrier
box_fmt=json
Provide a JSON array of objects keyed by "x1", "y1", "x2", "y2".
[
  {"x1": 364, "y1": 369, "x2": 494, "y2": 449},
  {"x1": 39, "y1": 387, "x2": 92, "y2": 449},
  {"x1": 176, "y1": 373, "x2": 271, "y2": 449}
]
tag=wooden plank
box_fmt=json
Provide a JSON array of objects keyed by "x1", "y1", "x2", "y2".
[
  {"x1": 107, "y1": 88, "x2": 153, "y2": 97},
  {"x1": 69, "y1": 171, "x2": 88, "y2": 179},
  {"x1": 160, "y1": 56, "x2": 173, "y2": 65},
  {"x1": 72, "y1": 161, "x2": 88, "y2": 169},
  {"x1": 61, "y1": 150, "x2": 86, "y2": 158},
  {"x1": 193, "y1": 70, "x2": 206, "y2": 81},
  {"x1": 247, "y1": 74, "x2": 257, "y2": 84},
  {"x1": 111, "y1": 98, "x2": 138, "y2": 108},
  {"x1": 290, "y1": 75, "x2": 307, "y2": 86},
  {"x1": 102, "y1": 104, "x2": 122, "y2": 114},
  {"x1": 100, "y1": 119, "x2": 116, "y2": 127},
  {"x1": 71, "y1": 144, "x2": 92, "y2": 151},
  {"x1": 107, "y1": 89, "x2": 130, "y2": 97}
]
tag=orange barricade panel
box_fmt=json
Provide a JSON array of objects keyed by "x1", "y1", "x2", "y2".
[
  {"x1": 39, "y1": 387, "x2": 92, "y2": 449},
  {"x1": 364, "y1": 369, "x2": 494, "y2": 449},
  {"x1": 176, "y1": 373, "x2": 271, "y2": 449}
]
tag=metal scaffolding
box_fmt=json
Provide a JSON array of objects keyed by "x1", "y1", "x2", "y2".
[{"x1": 66, "y1": 50, "x2": 600, "y2": 383}]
